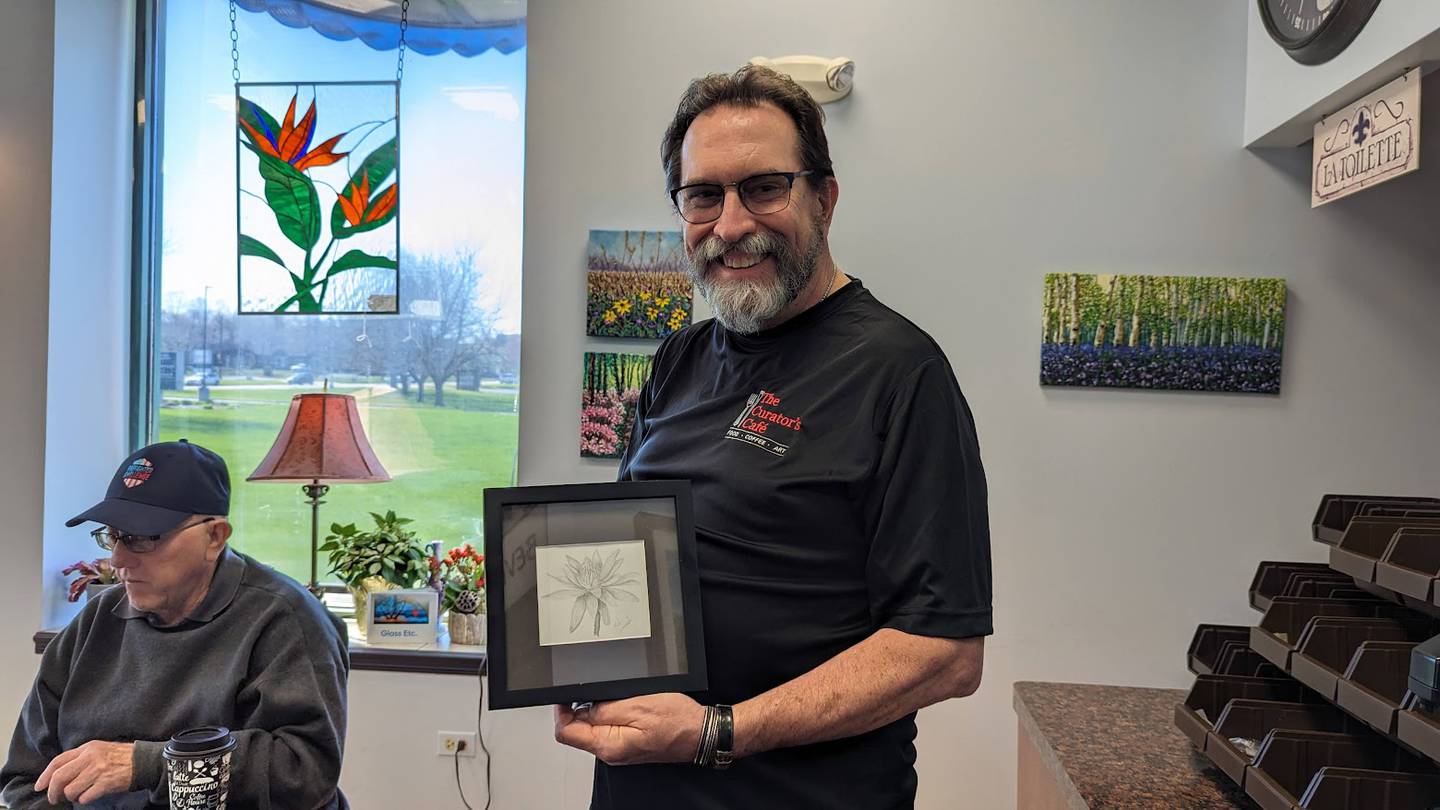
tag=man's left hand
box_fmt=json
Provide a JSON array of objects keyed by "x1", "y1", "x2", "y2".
[
  {"x1": 554, "y1": 693, "x2": 705, "y2": 765},
  {"x1": 36, "y1": 740, "x2": 135, "y2": 805}
]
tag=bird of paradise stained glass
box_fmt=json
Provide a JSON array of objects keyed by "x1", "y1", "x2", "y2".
[{"x1": 237, "y1": 81, "x2": 400, "y2": 314}]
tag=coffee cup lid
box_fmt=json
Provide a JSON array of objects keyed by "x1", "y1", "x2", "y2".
[{"x1": 166, "y1": 727, "x2": 234, "y2": 755}]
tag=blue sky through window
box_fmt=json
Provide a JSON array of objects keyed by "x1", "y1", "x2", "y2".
[{"x1": 161, "y1": 2, "x2": 526, "y2": 332}]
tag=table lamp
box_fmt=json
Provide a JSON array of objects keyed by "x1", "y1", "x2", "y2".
[{"x1": 248, "y1": 391, "x2": 390, "y2": 597}]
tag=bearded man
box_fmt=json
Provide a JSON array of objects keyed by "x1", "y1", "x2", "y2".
[{"x1": 554, "y1": 65, "x2": 993, "y2": 810}]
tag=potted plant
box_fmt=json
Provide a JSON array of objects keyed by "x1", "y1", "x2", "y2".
[
  {"x1": 318, "y1": 510, "x2": 431, "y2": 634},
  {"x1": 436, "y1": 543, "x2": 486, "y2": 645},
  {"x1": 62, "y1": 558, "x2": 119, "y2": 603}
]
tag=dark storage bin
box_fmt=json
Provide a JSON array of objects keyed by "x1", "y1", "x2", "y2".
[
  {"x1": 1398, "y1": 694, "x2": 1440, "y2": 762},
  {"x1": 1296, "y1": 766, "x2": 1440, "y2": 809},
  {"x1": 1189, "y1": 623, "x2": 1252, "y2": 675},
  {"x1": 1176, "y1": 674, "x2": 1311, "y2": 750},
  {"x1": 1252, "y1": 598, "x2": 1411, "y2": 672},
  {"x1": 1204, "y1": 699, "x2": 1353, "y2": 785},
  {"x1": 1245, "y1": 729, "x2": 1430, "y2": 810},
  {"x1": 1290, "y1": 618, "x2": 1431, "y2": 700},
  {"x1": 1332, "y1": 517, "x2": 1440, "y2": 582},
  {"x1": 1376, "y1": 528, "x2": 1440, "y2": 602},
  {"x1": 1313, "y1": 495, "x2": 1440, "y2": 546},
  {"x1": 1217, "y1": 643, "x2": 1285, "y2": 677},
  {"x1": 1335, "y1": 641, "x2": 1418, "y2": 736},
  {"x1": 1251, "y1": 562, "x2": 1350, "y2": 612}
]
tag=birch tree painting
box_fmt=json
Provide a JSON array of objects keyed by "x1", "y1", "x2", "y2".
[{"x1": 1040, "y1": 274, "x2": 1286, "y2": 393}]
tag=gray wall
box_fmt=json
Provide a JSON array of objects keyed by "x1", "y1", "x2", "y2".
[
  {"x1": 515, "y1": 1, "x2": 1440, "y2": 807},
  {"x1": 0, "y1": 0, "x2": 53, "y2": 716}
]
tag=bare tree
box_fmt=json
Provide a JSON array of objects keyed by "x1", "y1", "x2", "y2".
[{"x1": 404, "y1": 252, "x2": 496, "y2": 407}]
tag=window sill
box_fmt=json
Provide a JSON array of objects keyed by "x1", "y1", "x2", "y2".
[{"x1": 32, "y1": 618, "x2": 487, "y2": 677}]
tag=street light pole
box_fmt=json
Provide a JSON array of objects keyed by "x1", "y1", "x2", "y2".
[{"x1": 199, "y1": 285, "x2": 212, "y2": 404}]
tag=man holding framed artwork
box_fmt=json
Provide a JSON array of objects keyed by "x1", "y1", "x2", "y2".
[{"x1": 554, "y1": 65, "x2": 992, "y2": 810}]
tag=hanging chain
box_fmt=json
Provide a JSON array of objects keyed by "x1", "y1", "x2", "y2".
[
  {"x1": 395, "y1": 0, "x2": 410, "y2": 84},
  {"x1": 229, "y1": 0, "x2": 241, "y2": 83}
]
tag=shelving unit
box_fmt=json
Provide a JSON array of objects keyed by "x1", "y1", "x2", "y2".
[{"x1": 1176, "y1": 494, "x2": 1440, "y2": 809}]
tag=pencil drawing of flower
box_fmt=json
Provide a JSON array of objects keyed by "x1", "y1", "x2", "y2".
[{"x1": 544, "y1": 549, "x2": 641, "y2": 636}]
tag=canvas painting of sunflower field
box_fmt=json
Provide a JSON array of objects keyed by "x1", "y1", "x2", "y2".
[
  {"x1": 581, "y1": 352, "x2": 654, "y2": 459},
  {"x1": 586, "y1": 230, "x2": 692, "y2": 339},
  {"x1": 237, "y1": 82, "x2": 399, "y2": 314}
]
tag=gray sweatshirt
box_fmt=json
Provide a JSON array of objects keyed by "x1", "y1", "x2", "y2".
[{"x1": 1, "y1": 548, "x2": 349, "y2": 809}]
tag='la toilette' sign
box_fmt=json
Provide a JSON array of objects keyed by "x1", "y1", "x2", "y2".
[{"x1": 1312, "y1": 69, "x2": 1420, "y2": 208}]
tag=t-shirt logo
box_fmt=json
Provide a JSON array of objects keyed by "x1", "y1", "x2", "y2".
[
  {"x1": 724, "y1": 390, "x2": 803, "y2": 457},
  {"x1": 122, "y1": 458, "x2": 154, "y2": 488}
]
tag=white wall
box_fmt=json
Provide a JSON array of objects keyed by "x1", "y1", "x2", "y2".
[
  {"x1": 0, "y1": 0, "x2": 54, "y2": 717},
  {"x1": 41, "y1": 0, "x2": 134, "y2": 630},
  {"x1": 506, "y1": 1, "x2": 1440, "y2": 809},
  {"x1": 1245, "y1": 0, "x2": 1440, "y2": 146}
]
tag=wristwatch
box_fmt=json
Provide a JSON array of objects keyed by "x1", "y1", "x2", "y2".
[{"x1": 713, "y1": 704, "x2": 734, "y2": 770}]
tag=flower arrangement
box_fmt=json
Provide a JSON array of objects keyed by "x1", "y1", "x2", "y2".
[
  {"x1": 62, "y1": 558, "x2": 118, "y2": 603},
  {"x1": 434, "y1": 543, "x2": 486, "y2": 614}
]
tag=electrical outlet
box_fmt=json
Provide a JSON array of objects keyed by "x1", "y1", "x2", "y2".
[{"x1": 437, "y1": 731, "x2": 477, "y2": 758}]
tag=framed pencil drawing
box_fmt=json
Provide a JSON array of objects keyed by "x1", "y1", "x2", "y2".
[{"x1": 483, "y1": 481, "x2": 705, "y2": 709}]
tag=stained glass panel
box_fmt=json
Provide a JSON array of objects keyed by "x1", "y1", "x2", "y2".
[{"x1": 237, "y1": 81, "x2": 400, "y2": 314}]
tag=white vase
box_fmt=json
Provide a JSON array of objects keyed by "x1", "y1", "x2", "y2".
[{"x1": 447, "y1": 611, "x2": 486, "y2": 646}]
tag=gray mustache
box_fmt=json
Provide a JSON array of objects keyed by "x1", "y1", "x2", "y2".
[{"x1": 693, "y1": 232, "x2": 785, "y2": 266}]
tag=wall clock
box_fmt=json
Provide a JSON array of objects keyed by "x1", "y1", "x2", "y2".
[{"x1": 1258, "y1": 0, "x2": 1383, "y2": 65}]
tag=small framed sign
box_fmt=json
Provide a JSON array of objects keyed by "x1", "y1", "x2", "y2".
[
  {"x1": 483, "y1": 481, "x2": 706, "y2": 710},
  {"x1": 1312, "y1": 68, "x2": 1421, "y2": 207},
  {"x1": 366, "y1": 588, "x2": 439, "y2": 646}
]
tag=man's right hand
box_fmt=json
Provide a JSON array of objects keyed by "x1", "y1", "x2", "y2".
[{"x1": 36, "y1": 740, "x2": 135, "y2": 805}]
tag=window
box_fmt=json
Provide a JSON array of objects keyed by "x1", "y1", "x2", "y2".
[{"x1": 145, "y1": 2, "x2": 525, "y2": 583}]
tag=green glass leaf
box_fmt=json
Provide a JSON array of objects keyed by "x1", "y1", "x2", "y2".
[
  {"x1": 239, "y1": 234, "x2": 286, "y2": 268},
  {"x1": 237, "y1": 97, "x2": 282, "y2": 151},
  {"x1": 326, "y1": 249, "x2": 396, "y2": 279},
  {"x1": 245, "y1": 142, "x2": 320, "y2": 251}
]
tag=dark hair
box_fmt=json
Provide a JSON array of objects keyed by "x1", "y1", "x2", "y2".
[{"x1": 661, "y1": 65, "x2": 834, "y2": 193}]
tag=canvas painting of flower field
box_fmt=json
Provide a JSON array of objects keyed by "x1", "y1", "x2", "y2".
[
  {"x1": 586, "y1": 230, "x2": 692, "y2": 339},
  {"x1": 1040, "y1": 273, "x2": 1286, "y2": 394},
  {"x1": 581, "y1": 352, "x2": 654, "y2": 459}
]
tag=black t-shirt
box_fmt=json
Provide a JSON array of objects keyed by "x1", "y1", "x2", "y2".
[{"x1": 596, "y1": 278, "x2": 992, "y2": 810}]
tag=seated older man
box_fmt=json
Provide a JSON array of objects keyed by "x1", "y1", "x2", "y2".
[{"x1": 0, "y1": 440, "x2": 349, "y2": 809}]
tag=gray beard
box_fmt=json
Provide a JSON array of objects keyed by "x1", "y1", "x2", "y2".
[{"x1": 688, "y1": 225, "x2": 823, "y2": 334}]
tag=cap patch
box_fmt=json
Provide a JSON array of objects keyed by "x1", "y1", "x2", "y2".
[{"x1": 122, "y1": 458, "x2": 154, "y2": 489}]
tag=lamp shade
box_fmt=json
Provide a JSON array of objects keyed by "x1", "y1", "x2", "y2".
[{"x1": 247, "y1": 393, "x2": 391, "y2": 483}]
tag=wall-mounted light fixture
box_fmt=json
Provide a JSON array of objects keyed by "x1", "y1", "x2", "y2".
[{"x1": 748, "y1": 55, "x2": 854, "y2": 104}]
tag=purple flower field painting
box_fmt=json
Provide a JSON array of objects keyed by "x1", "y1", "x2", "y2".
[{"x1": 1040, "y1": 274, "x2": 1286, "y2": 394}]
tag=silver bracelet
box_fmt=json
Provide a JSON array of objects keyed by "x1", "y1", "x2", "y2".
[{"x1": 693, "y1": 706, "x2": 718, "y2": 766}]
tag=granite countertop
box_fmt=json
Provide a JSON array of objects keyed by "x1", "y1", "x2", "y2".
[{"x1": 1014, "y1": 681, "x2": 1254, "y2": 810}]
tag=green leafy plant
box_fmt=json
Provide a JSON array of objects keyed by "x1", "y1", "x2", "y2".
[{"x1": 319, "y1": 510, "x2": 431, "y2": 588}]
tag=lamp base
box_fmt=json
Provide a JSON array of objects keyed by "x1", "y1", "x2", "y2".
[{"x1": 303, "y1": 481, "x2": 331, "y2": 600}]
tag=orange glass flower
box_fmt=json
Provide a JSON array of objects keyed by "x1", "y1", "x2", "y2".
[
  {"x1": 336, "y1": 172, "x2": 399, "y2": 227},
  {"x1": 240, "y1": 94, "x2": 349, "y2": 171}
]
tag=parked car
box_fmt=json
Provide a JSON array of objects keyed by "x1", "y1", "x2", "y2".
[
  {"x1": 287, "y1": 370, "x2": 315, "y2": 385},
  {"x1": 184, "y1": 371, "x2": 220, "y2": 387}
]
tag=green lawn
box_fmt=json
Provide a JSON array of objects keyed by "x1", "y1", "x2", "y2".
[{"x1": 157, "y1": 383, "x2": 518, "y2": 585}]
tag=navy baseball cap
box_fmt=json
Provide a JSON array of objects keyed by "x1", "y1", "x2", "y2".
[{"x1": 65, "y1": 439, "x2": 230, "y2": 535}]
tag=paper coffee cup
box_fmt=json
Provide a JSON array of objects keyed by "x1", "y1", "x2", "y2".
[{"x1": 163, "y1": 726, "x2": 236, "y2": 810}]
